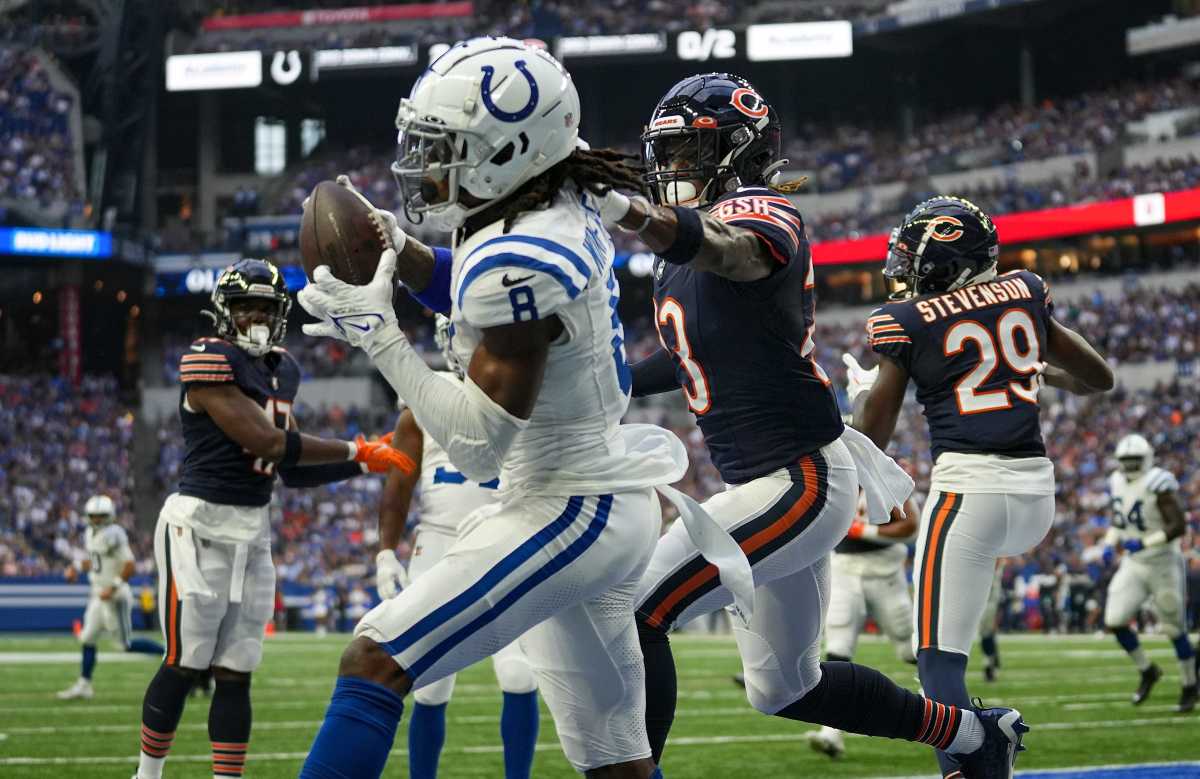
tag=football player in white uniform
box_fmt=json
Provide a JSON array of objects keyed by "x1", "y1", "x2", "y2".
[
  {"x1": 806, "y1": 492, "x2": 918, "y2": 758},
  {"x1": 296, "y1": 38, "x2": 748, "y2": 779},
  {"x1": 57, "y1": 495, "x2": 164, "y2": 700},
  {"x1": 375, "y1": 316, "x2": 540, "y2": 779},
  {"x1": 1101, "y1": 433, "x2": 1196, "y2": 713}
]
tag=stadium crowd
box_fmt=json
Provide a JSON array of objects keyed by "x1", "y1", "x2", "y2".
[{"x1": 0, "y1": 46, "x2": 82, "y2": 224}]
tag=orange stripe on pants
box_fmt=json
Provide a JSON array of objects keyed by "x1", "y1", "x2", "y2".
[
  {"x1": 919, "y1": 493, "x2": 958, "y2": 649},
  {"x1": 646, "y1": 456, "x2": 820, "y2": 629}
]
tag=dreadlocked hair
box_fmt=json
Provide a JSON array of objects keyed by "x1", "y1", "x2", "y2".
[{"x1": 468, "y1": 148, "x2": 646, "y2": 235}]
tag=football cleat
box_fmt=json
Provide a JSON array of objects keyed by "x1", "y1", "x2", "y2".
[
  {"x1": 1177, "y1": 684, "x2": 1198, "y2": 714},
  {"x1": 56, "y1": 678, "x2": 94, "y2": 700},
  {"x1": 805, "y1": 726, "x2": 845, "y2": 759},
  {"x1": 1132, "y1": 663, "x2": 1162, "y2": 705},
  {"x1": 984, "y1": 663, "x2": 997, "y2": 683},
  {"x1": 957, "y1": 702, "x2": 1028, "y2": 779}
]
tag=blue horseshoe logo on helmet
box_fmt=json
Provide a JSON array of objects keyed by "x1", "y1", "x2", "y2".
[{"x1": 479, "y1": 60, "x2": 539, "y2": 123}]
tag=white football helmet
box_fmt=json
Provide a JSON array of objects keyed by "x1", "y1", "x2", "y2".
[
  {"x1": 1114, "y1": 433, "x2": 1153, "y2": 476},
  {"x1": 392, "y1": 36, "x2": 581, "y2": 229},
  {"x1": 84, "y1": 495, "x2": 115, "y2": 523},
  {"x1": 433, "y1": 314, "x2": 464, "y2": 377}
]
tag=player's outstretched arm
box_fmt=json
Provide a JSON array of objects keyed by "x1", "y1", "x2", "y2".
[
  {"x1": 631, "y1": 349, "x2": 681, "y2": 398},
  {"x1": 187, "y1": 383, "x2": 414, "y2": 473},
  {"x1": 1043, "y1": 319, "x2": 1114, "y2": 394},
  {"x1": 851, "y1": 356, "x2": 908, "y2": 452},
  {"x1": 597, "y1": 190, "x2": 775, "y2": 281},
  {"x1": 1156, "y1": 491, "x2": 1188, "y2": 543},
  {"x1": 847, "y1": 496, "x2": 918, "y2": 543},
  {"x1": 376, "y1": 409, "x2": 423, "y2": 599}
]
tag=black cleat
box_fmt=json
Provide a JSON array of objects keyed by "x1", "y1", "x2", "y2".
[
  {"x1": 732, "y1": 673, "x2": 745, "y2": 689},
  {"x1": 956, "y1": 701, "x2": 1028, "y2": 779},
  {"x1": 984, "y1": 663, "x2": 997, "y2": 683},
  {"x1": 1132, "y1": 664, "x2": 1162, "y2": 706},
  {"x1": 1177, "y1": 684, "x2": 1198, "y2": 714}
]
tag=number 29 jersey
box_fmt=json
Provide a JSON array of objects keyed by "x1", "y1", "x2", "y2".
[
  {"x1": 868, "y1": 270, "x2": 1052, "y2": 464},
  {"x1": 176, "y1": 337, "x2": 301, "y2": 507},
  {"x1": 651, "y1": 186, "x2": 844, "y2": 485}
]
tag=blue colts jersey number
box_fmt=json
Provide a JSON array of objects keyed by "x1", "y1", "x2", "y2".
[
  {"x1": 433, "y1": 466, "x2": 499, "y2": 490},
  {"x1": 1111, "y1": 497, "x2": 1145, "y2": 532}
]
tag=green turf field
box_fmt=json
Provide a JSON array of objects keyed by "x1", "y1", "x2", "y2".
[{"x1": 0, "y1": 632, "x2": 1197, "y2": 778}]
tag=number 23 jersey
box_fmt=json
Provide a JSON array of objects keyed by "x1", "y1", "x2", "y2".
[{"x1": 869, "y1": 270, "x2": 1052, "y2": 464}]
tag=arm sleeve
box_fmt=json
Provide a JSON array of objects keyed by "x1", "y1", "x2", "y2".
[
  {"x1": 631, "y1": 349, "x2": 680, "y2": 398},
  {"x1": 363, "y1": 331, "x2": 528, "y2": 483},
  {"x1": 454, "y1": 234, "x2": 594, "y2": 328},
  {"x1": 406, "y1": 246, "x2": 453, "y2": 314},
  {"x1": 707, "y1": 189, "x2": 807, "y2": 265},
  {"x1": 278, "y1": 461, "x2": 365, "y2": 488},
  {"x1": 867, "y1": 307, "x2": 914, "y2": 371}
]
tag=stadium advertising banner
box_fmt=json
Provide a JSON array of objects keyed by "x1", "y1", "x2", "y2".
[
  {"x1": 746, "y1": 21, "x2": 853, "y2": 62},
  {"x1": 0, "y1": 227, "x2": 113, "y2": 258},
  {"x1": 165, "y1": 50, "x2": 263, "y2": 91},
  {"x1": 200, "y1": 2, "x2": 473, "y2": 31},
  {"x1": 810, "y1": 187, "x2": 1200, "y2": 265}
]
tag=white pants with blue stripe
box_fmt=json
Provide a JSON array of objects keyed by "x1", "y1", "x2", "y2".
[
  {"x1": 79, "y1": 589, "x2": 133, "y2": 647},
  {"x1": 355, "y1": 489, "x2": 661, "y2": 772}
]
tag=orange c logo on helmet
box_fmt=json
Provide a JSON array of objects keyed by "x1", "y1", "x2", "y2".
[
  {"x1": 730, "y1": 88, "x2": 768, "y2": 119},
  {"x1": 927, "y1": 215, "x2": 964, "y2": 242}
]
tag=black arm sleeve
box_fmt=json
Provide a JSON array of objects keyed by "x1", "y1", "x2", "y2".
[
  {"x1": 277, "y1": 461, "x2": 363, "y2": 488},
  {"x1": 631, "y1": 349, "x2": 680, "y2": 398}
]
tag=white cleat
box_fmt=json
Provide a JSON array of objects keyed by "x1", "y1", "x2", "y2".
[
  {"x1": 56, "y1": 678, "x2": 94, "y2": 700},
  {"x1": 805, "y1": 725, "x2": 845, "y2": 759}
]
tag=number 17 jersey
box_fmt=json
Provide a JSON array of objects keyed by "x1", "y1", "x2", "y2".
[{"x1": 868, "y1": 270, "x2": 1052, "y2": 463}]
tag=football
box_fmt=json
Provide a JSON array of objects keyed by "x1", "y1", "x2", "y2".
[{"x1": 299, "y1": 180, "x2": 391, "y2": 285}]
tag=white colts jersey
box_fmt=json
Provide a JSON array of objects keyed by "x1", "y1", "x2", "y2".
[
  {"x1": 85, "y1": 523, "x2": 133, "y2": 596},
  {"x1": 449, "y1": 185, "x2": 642, "y2": 498},
  {"x1": 1109, "y1": 467, "x2": 1181, "y2": 559},
  {"x1": 417, "y1": 375, "x2": 502, "y2": 533}
]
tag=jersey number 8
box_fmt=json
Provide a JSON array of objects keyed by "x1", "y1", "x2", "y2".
[{"x1": 944, "y1": 309, "x2": 1042, "y2": 415}]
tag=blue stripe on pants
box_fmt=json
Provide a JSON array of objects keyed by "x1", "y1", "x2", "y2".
[{"x1": 401, "y1": 495, "x2": 613, "y2": 679}]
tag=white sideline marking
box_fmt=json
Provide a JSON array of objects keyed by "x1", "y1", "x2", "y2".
[{"x1": 0, "y1": 652, "x2": 154, "y2": 665}]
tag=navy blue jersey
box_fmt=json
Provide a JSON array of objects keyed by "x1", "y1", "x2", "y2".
[
  {"x1": 652, "y1": 186, "x2": 844, "y2": 485},
  {"x1": 177, "y1": 338, "x2": 301, "y2": 506},
  {"x1": 869, "y1": 270, "x2": 1053, "y2": 463}
]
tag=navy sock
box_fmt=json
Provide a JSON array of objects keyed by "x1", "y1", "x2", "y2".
[
  {"x1": 980, "y1": 635, "x2": 997, "y2": 663},
  {"x1": 650, "y1": 769, "x2": 664, "y2": 778},
  {"x1": 300, "y1": 676, "x2": 405, "y2": 779},
  {"x1": 918, "y1": 649, "x2": 971, "y2": 777},
  {"x1": 500, "y1": 691, "x2": 539, "y2": 779},
  {"x1": 81, "y1": 644, "x2": 96, "y2": 680},
  {"x1": 638, "y1": 621, "x2": 677, "y2": 765},
  {"x1": 407, "y1": 702, "x2": 447, "y2": 779},
  {"x1": 1172, "y1": 634, "x2": 1195, "y2": 661},
  {"x1": 1113, "y1": 626, "x2": 1140, "y2": 653},
  {"x1": 209, "y1": 675, "x2": 252, "y2": 777},
  {"x1": 128, "y1": 637, "x2": 165, "y2": 656}
]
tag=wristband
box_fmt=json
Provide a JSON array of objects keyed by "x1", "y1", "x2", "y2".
[
  {"x1": 345, "y1": 440, "x2": 358, "y2": 462},
  {"x1": 280, "y1": 430, "x2": 302, "y2": 468},
  {"x1": 623, "y1": 197, "x2": 654, "y2": 235},
  {"x1": 660, "y1": 205, "x2": 704, "y2": 265},
  {"x1": 859, "y1": 523, "x2": 880, "y2": 539},
  {"x1": 408, "y1": 246, "x2": 453, "y2": 314},
  {"x1": 1142, "y1": 529, "x2": 1168, "y2": 547}
]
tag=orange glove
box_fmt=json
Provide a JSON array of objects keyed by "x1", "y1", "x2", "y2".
[
  {"x1": 846, "y1": 521, "x2": 868, "y2": 540},
  {"x1": 353, "y1": 433, "x2": 415, "y2": 475}
]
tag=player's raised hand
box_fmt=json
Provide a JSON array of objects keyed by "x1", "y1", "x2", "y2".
[
  {"x1": 352, "y1": 433, "x2": 416, "y2": 475},
  {"x1": 842, "y1": 353, "x2": 879, "y2": 402},
  {"x1": 299, "y1": 248, "x2": 400, "y2": 349},
  {"x1": 374, "y1": 549, "x2": 409, "y2": 600}
]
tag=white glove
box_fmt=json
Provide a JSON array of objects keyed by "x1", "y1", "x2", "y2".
[
  {"x1": 842, "y1": 353, "x2": 879, "y2": 403},
  {"x1": 375, "y1": 549, "x2": 408, "y2": 599},
  {"x1": 300, "y1": 248, "x2": 403, "y2": 353}
]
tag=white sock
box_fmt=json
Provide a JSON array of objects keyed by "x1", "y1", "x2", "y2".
[
  {"x1": 1181, "y1": 658, "x2": 1198, "y2": 688},
  {"x1": 137, "y1": 753, "x2": 166, "y2": 779},
  {"x1": 1129, "y1": 647, "x2": 1151, "y2": 672},
  {"x1": 945, "y1": 709, "x2": 984, "y2": 755}
]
